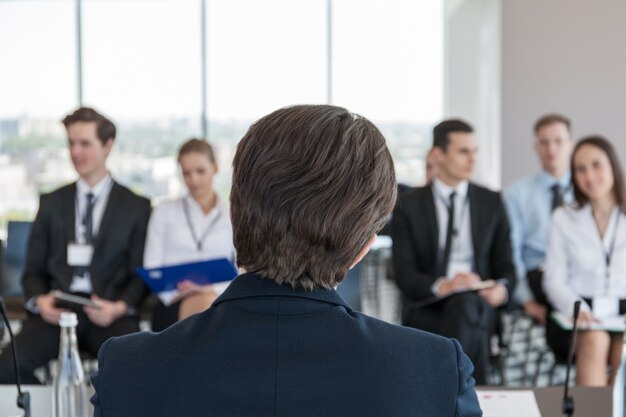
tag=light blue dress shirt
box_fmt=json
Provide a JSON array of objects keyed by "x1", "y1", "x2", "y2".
[{"x1": 504, "y1": 171, "x2": 573, "y2": 304}]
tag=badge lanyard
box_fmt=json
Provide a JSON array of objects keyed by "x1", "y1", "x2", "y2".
[
  {"x1": 597, "y1": 210, "x2": 620, "y2": 294},
  {"x1": 182, "y1": 198, "x2": 221, "y2": 252}
]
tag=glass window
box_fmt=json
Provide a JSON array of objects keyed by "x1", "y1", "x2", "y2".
[
  {"x1": 0, "y1": 0, "x2": 444, "y2": 238},
  {"x1": 0, "y1": 0, "x2": 78, "y2": 238},
  {"x1": 206, "y1": 0, "x2": 327, "y2": 196},
  {"x1": 82, "y1": 0, "x2": 203, "y2": 202},
  {"x1": 333, "y1": 0, "x2": 444, "y2": 185}
]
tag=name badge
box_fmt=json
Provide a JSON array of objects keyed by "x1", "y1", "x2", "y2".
[
  {"x1": 592, "y1": 295, "x2": 619, "y2": 318},
  {"x1": 67, "y1": 242, "x2": 94, "y2": 267}
]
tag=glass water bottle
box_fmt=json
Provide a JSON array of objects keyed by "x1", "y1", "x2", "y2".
[{"x1": 53, "y1": 312, "x2": 89, "y2": 417}]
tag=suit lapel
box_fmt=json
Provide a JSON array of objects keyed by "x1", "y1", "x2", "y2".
[
  {"x1": 63, "y1": 183, "x2": 77, "y2": 243},
  {"x1": 58, "y1": 184, "x2": 77, "y2": 287},
  {"x1": 424, "y1": 185, "x2": 439, "y2": 260},
  {"x1": 94, "y1": 182, "x2": 121, "y2": 255},
  {"x1": 468, "y1": 183, "x2": 482, "y2": 271}
]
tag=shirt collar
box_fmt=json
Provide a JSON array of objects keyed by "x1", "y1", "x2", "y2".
[
  {"x1": 213, "y1": 272, "x2": 352, "y2": 311},
  {"x1": 538, "y1": 170, "x2": 571, "y2": 190},
  {"x1": 433, "y1": 177, "x2": 469, "y2": 201},
  {"x1": 76, "y1": 173, "x2": 112, "y2": 197},
  {"x1": 184, "y1": 193, "x2": 225, "y2": 218}
]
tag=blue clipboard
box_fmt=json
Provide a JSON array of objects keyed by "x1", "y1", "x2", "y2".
[{"x1": 137, "y1": 258, "x2": 238, "y2": 294}]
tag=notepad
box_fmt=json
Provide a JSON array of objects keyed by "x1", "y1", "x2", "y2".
[
  {"x1": 53, "y1": 291, "x2": 101, "y2": 309},
  {"x1": 477, "y1": 390, "x2": 541, "y2": 417},
  {"x1": 407, "y1": 278, "x2": 509, "y2": 310},
  {"x1": 137, "y1": 259, "x2": 238, "y2": 295}
]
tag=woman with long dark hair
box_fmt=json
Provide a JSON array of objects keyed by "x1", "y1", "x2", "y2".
[{"x1": 544, "y1": 135, "x2": 626, "y2": 386}]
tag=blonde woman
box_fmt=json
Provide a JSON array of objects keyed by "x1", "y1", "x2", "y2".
[{"x1": 144, "y1": 139, "x2": 235, "y2": 331}]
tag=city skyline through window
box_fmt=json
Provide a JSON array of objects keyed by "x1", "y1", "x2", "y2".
[{"x1": 0, "y1": 0, "x2": 443, "y2": 238}]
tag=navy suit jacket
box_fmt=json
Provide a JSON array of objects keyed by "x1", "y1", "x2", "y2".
[{"x1": 92, "y1": 273, "x2": 482, "y2": 417}]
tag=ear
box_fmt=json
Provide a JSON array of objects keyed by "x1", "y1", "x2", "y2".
[
  {"x1": 349, "y1": 235, "x2": 377, "y2": 270},
  {"x1": 432, "y1": 146, "x2": 445, "y2": 163},
  {"x1": 103, "y1": 138, "x2": 114, "y2": 156}
]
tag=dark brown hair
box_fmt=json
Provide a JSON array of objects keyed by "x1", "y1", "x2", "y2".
[
  {"x1": 178, "y1": 138, "x2": 216, "y2": 165},
  {"x1": 231, "y1": 105, "x2": 397, "y2": 290},
  {"x1": 534, "y1": 113, "x2": 571, "y2": 134},
  {"x1": 432, "y1": 119, "x2": 473, "y2": 151},
  {"x1": 572, "y1": 135, "x2": 626, "y2": 214},
  {"x1": 62, "y1": 107, "x2": 116, "y2": 145}
]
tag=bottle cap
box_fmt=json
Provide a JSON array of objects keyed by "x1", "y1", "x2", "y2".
[{"x1": 59, "y1": 312, "x2": 78, "y2": 327}]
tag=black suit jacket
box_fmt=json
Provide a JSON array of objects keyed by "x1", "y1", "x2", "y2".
[
  {"x1": 92, "y1": 273, "x2": 482, "y2": 417},
  {"x1": 22, "y1": 181, "x2": 151, "y2": 308},
  {"x1": 392, "y1": 182, "x2": 515, "y2": 304}
]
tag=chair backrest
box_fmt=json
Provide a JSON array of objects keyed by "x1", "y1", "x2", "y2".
[{"x1": 1, "y1": 221, "x2": 32, "y2": 296}]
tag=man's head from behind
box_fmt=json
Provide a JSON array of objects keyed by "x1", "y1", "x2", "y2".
[
  {"x1": 62, "y1": 107, "x2": 116, "y2": 181},
  {"x1": 533, "y1": 114, "x2": 572, "y2": 177},
  {"x1": 231, "y1": 105, "x2": 397, "y2": 290},
  {"x1": 432, "y1": 119, "x2": 476, "y2": 185}
]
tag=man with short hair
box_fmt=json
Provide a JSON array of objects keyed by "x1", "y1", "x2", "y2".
[
  {"x1": 0, "y1": 107, "x2": 151, "y2": 384},
  {"x1": 504, "y1": 114, "x2": 574, "y2": 324},
  {"x1": 91, "y1": 105, "x2": 482, "y2": 416},
  {"x1": 392, "y1": 119, "x2": 515, "y2": 385}
]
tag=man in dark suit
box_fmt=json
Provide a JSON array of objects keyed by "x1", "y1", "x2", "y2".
[
  {"x1": 91, "y1": 105, "x2": 482, "y2": 416},
  {"x1": 392, "y1": 119, "x2": 515, "y2": 385},
  {"x1": 0, "y1": 107, "x2": 150, "y2": 384}
]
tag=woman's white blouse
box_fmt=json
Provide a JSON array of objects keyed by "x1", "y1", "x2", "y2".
[
  {"x1": 143, "y1": 195, "x2": 236, "y2": 296},
  {"x1": 543, "y1": 204, "x2": 626, "y2": 316}
]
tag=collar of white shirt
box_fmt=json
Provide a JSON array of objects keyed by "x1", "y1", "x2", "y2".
[
  {"x1": 184, "y1": 194, "x2": 226, "y2": 219},
  {"x1": 76, "y1": 173, "x2": 113, "y2": 198},
  {"x1": 433, "y1": 177, "x2": 469, "y2": 203}
]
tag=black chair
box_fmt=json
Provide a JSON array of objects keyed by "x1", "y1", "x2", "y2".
[
  {"x1": 0, "y1": 221, "x2": 32, "y2": 351},
  {"x1": 1, "y1": 220, "x2": 32, "y2": 297}
]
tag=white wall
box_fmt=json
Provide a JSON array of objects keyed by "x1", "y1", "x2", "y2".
[{"x1": 501, "y1": 0, "x2": 626, "y2": 186}]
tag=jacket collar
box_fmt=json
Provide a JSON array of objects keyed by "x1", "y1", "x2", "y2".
[
  {"x1": 213, "y1": 272, "x2": 352, "y2": 311},
  {"x1": 432, "y1": 177, "x2": 469, "y2": 203}
]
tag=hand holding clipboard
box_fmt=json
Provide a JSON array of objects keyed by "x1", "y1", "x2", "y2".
[
  {"x1": 407, "y1": 278, "x2": 509, "y2": 310},
  {"x1": 137, "y1": 258, "x2": 238, "y2": 294}
]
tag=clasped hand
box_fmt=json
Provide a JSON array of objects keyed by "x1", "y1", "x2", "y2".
[
  {"x1": 438, "y1": 273, "x2": 507, "y2": 307},
  {"x1": 172, "y1": 280, "x2": 216, "y2": 303},
  {"x1": 36, "y1": 292, "x2": 127, "y2": 328},
  {"x1": 84, "y1": 295, "x2": 128, "y2": 328}
]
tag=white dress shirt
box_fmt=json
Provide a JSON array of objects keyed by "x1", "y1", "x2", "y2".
[
  {"x1": 433, "y1": 178, "x2": 474, "y2": 278},
  {"x1": 69, "y1": 174, "x2": 114, "y2": 293},
  {"x1": 544, "y1": 204, "x2": 626, "y2": 316},
  {"x1": 143, "y1": 195, "x2": 236, "y2": 304}
]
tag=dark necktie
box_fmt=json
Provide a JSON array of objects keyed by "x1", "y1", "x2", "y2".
[
  {"x1": 439, "y1": 191, "x2": 456, "y2": 277},
  {"x1": 75, "y1": 192, "x2": 95, "y2": 277},
  {"x1": 551, "y1": 184, "x2": 564, "y2": 211},
  {"x1": 84, "y1": 192, "x2": 95, "y2": 242}
]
